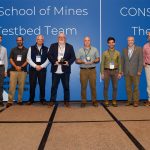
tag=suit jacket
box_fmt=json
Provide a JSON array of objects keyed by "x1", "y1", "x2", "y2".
[
  {"x1": 122, "y1": 45, "x2": 143, "y2": 76},
  {"x1": 47, "y1": 43, "x2": 76, "y2": 73}
]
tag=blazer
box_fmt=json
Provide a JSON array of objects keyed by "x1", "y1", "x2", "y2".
[
  {"x1": 122, "y1": 45, "x2": 143, "y2": 76},
  {"x1": 47, "y1": 42, "x2": 76, "y2": 73}
]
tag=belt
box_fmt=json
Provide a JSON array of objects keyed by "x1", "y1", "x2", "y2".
[
  {"x1": 104, "y1": 68, "x2": 118, "y2": 70},
  {"x1": 80, "y1": 67, "x2": 95, "y2": 70},
  {"x1": 146, "y1": 63, "x2": 150, "y2": 65},
  {"x1": 0, "y1": 65, "x2": 4, "y2": 67}
]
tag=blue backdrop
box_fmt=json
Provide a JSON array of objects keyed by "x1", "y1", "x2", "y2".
[{"x1": 0, "y1": 0, "x2": 148, "y2": 101}]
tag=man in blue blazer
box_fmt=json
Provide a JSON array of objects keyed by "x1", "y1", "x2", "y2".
[{"x1": 48, "y1": 33, "x2": 76, "y2": 107}]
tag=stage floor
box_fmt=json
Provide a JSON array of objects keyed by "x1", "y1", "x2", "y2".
[{"x1": 0, "y1": 102, "x2": 150, "y2": 150}]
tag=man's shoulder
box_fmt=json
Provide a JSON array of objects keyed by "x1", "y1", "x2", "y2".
[
  {"x1": 1, "y1": 45, "x2": 6, "y2": 50},
  {"x1": 115, "y1": 50, "x2": 121, "y2": 55},
  {"x1": 90, "y1": 46, "x2": 98, "y2": 52},
  {"x1": 66, "y1": 43, "x2": 73, "y2": 48},
  {"x1": 135, "y1": 45, "x2": 142, "y2": 50},
  {"x1": 23, "y1": 46, "x2": 28, "y2": 51}
]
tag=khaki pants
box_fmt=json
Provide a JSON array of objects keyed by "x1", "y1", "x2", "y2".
[
  {"x1": 8, "y1": 71, "x2": 27, "y2": 103},
  {"x1": 80, "y1": 68, "x2": 96, "y2": 103},
  {"x1": 145, "y1": 65, "x2": 150, "y2": 101},
  {"x1": 125, "y1": 75, "x2": 140, "y2": 102}
]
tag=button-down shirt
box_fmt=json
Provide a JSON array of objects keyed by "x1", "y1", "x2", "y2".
[
  {"x1": 55, "y1": 44, "x2": 65, "y2": 74},
  {"x1": 0, "y1": 45, "x2": 8, "y2": 72},
  {"x1": 100, "y1": 49, "x2": 121, "y2": 74},
  {"x1": 128, "y1": 46, "x2": 134, "y2": 59},
  {"x1": 143, "y1": 42, "x2": 150, "y2": 65}
]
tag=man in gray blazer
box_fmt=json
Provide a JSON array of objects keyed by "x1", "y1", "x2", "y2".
[{"x1": 122, "y1": 36, "x2": 143, "y2": 107}]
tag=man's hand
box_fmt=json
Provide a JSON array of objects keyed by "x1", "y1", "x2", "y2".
[
  {"x1": 63, "y1": 61, "x2": 69, "y2": 66},
  {"x1": 4, "y1": 72, "x2": 7, "y2": 77},
  {"x1": 36, "y1": 65, "x2": 42, "y2": 71},
  {"x1": 15, "y1": 66, "x2": 21, "y2": 71},
  {"x1": 54, "y1": 61, "x2": 59, "y2": 65},
  {"x1": 117, "y1": 73, "x2": 122, "y2": 79},
  {"x1": 101, "y1": 74, "x2": 104, "y2": 80},
  {"x1": 137, "y1": 72, "x2": 141, "y2": 76}
]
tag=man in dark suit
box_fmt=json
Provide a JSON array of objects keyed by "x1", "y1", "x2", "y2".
[
  {"x1": 48, "y1": 33, "x2": 76, "y2": 107},
  {"x1": 122, "y1": 36, "x2": 143, "y2": 107}
]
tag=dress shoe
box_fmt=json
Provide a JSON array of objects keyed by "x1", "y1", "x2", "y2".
[
  {"x1": 64, "y1": 101, "x2": 70, "y2": 107},
  {"x1": 26, "y1": 101, "x2": 34, "y2": 105},
  {"x1": 92, "y1": 101, "x2": 99, "y2": 107},
  {"x1": 48, "y1": 101, "x2": 55, "y2": 107},
  {"x1": 0, "y1": 101, "x2": 4, "y2": 107},
  {"x1": 126, "y1": 101, "x2": 132, "y2": 106},
  {"x1": 133, "y1": 101, "x2": 139, "y2": 107},
  {"x1": 17, "y1": 102, "x2": 23, "y2": 105},
  {"x1": 112, "y1": 100, "x2": 118, "y2": 107},
  {"x1": 144, "y1": 101, "x2": 150, "y2": 106},
  {"x1": 104, "y1": 100, "x2": 109, "y2": 107},
  {"x1": 81, "y1": 102, "x2": 86, "y2": 108},
  {"x1": 40, "y1": 100, "x2": 47, "y2": 105},
  {"x1": 6, "y1": 103, "x2": 13, "y2": 108}
]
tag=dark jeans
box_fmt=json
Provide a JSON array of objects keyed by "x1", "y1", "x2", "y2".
[
  {"x1": 50, "y1": 73, "x2": 70, "y2": 102},
  {"x1": 29, "y1": 70, "x2": 46, "y2": 102},
  {"x1": 103, "y1": 69, "x2": 118, "y2": 100},
  {"x1": 0, "y1": 66, "x2": 4, "y2": 102}
]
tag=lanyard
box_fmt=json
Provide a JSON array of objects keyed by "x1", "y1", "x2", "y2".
[
  {"x1": 36, "y1": 46, "x2": 42, "y2": 55},
  {"x1": 84, "y1": 47, "x2": 91, "y2": 57}
]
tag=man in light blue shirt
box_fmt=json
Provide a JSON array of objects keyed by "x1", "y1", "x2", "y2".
[
  {"x1": 76, "y1": 36, "x2": 100, "y2": 107},
  {"x1": 0, "y1": 35, "x2": 8, "y2": 107}
]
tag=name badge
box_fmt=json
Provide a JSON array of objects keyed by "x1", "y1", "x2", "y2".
[
  {"x1": 17, "y1": 55, "x2": 22, "y2": 61},
  {"x1": 86, "y1": 56, "x2": 91, "y2": 62},
  {"x1": 36, "y1": 56, "x2": 41, "y2": 63},
  {"x1": 110, "y1": 62, "x2": 115, "y2": 69}
]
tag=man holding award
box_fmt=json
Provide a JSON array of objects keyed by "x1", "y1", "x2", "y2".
[
  {"x1": 76, "y1": 36, "x2": 100, "y2": 107},
  {"x1": 48, "y1": 33, "x2": 76, "y2": 107}
]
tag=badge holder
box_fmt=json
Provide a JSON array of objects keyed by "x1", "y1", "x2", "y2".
[
  {"x1": 17, "y1": 55, "x2": 22, "y2": 62},
  {"x1": 109, "y1": 62, "x2": 115, "y2": 69},
  {"x1": 36, "y1": 55, "x2": 41, "y2": 63}
]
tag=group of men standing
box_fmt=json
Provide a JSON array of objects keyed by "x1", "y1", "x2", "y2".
[{"x1": 0, "y1": 32, "x2": 150, "y2": 108}]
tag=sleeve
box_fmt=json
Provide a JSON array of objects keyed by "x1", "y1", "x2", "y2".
[
  {"x1": 9, "y1": 49, "x2": 14, "y2": 59},
  {"x1": 143, "y1": 46, "x2": 146, "y2": 65},
  {"x1": 75, "y1": 49, "x2": 81, "y2": 59},
  {"x1": 95, "y1": 48, "x2": 100, "y2": 58},
  {"x1": 138, "y1": 47, "x2": 143, "y2": 73},
  {"x1": 118, "y1": 52, "x2": 122, "y2": 73},
  {"x1": 27, "y1": 47, "x2": 36, "y2": 68},
  {"x1": 41, "y1": 59, "x2": 50, "y2": 68},
  {"x1": 68, "y1": 45, "x2": 76, "y2": 65},
  {"x1": 4, "y1": 48, "x2": 8, "y2": 72},
  {"x1": 100, "y1": 52, "x2": 105, "y2": 74},
  {"x1": 47, "y1": 44, "x2": 57, "y2": 65}
]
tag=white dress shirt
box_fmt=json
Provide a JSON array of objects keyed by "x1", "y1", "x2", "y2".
[
  {"x1": 55, "y1": 44, "x2": 65, "y2": 74},
  {"x1": 0, "y1": 45, "x2": 8, "y2": 72}
]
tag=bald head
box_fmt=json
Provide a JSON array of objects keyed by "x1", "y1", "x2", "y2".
[{"x1": 84, "y1": 36, "x2": 91, "y2": 48}]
